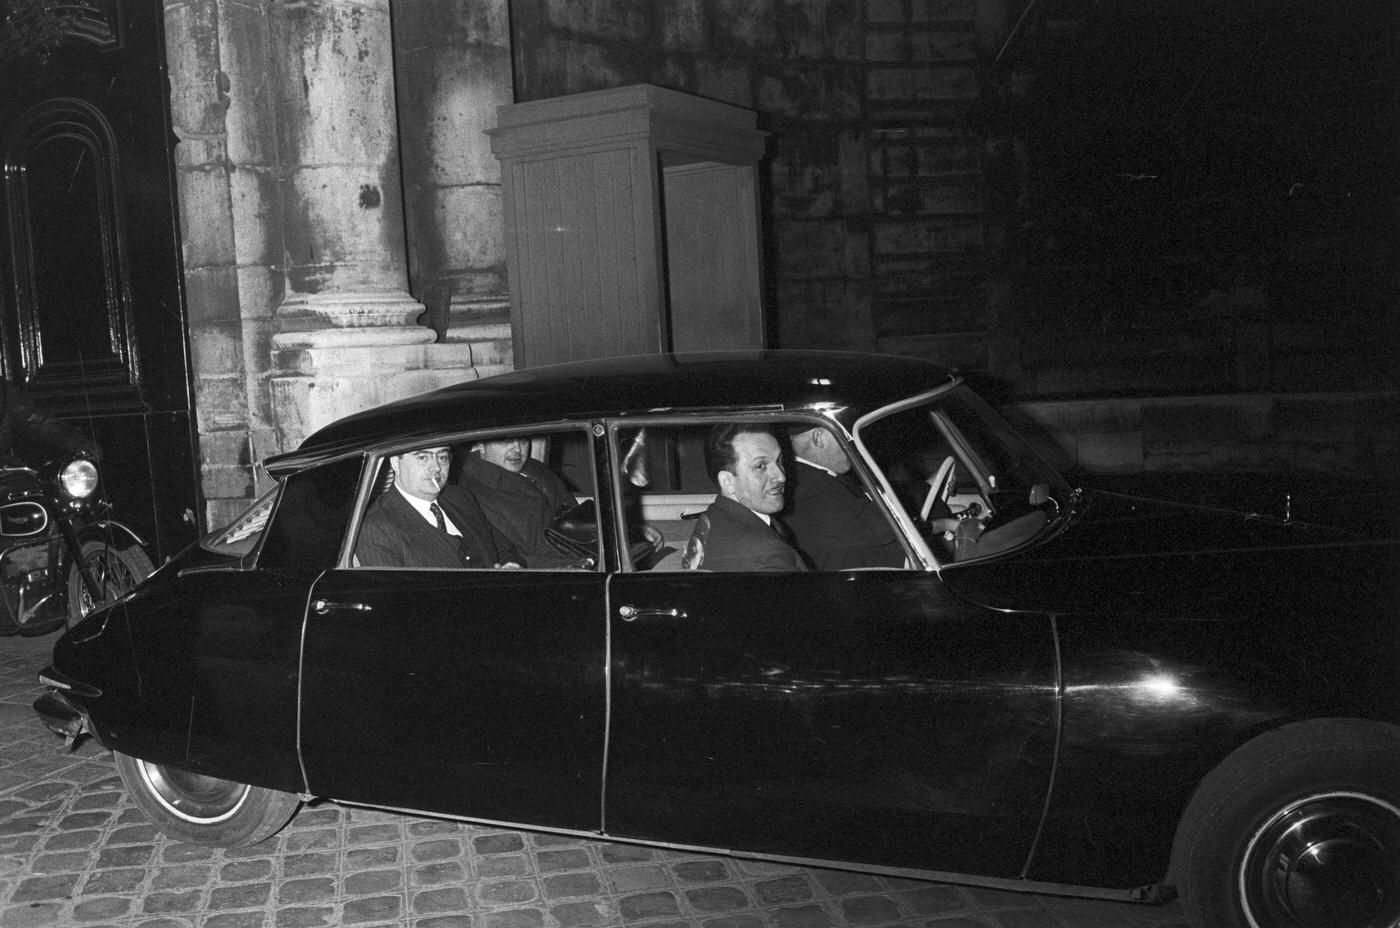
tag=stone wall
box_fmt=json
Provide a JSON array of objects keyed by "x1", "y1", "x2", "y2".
[
  {"x1": 162, "y1": 0, "x2": 1396, "y2": 530},
  {"x1": 393, "y1": 0, "x2": 516, "y2": 337},
  {"x1": 164, "y1": 0, "x2": 513, "y2": 528},
  {"x1": 1009, "y1": 392, "x2": 1400, "y2": 480},
  {"x1": 508, "y1": 0, "x2": 1005, "y2": 367},
  {"x1": 163, "y1": 0, "x2": 286, "y2": 527},
  {"x1": 504, "y1": 0, "x2": 1397, "y2": 482}
]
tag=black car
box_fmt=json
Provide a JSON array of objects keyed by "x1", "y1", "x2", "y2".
[{"x1": 35, "y1": 350, "x2": 1400, "y2": 928}]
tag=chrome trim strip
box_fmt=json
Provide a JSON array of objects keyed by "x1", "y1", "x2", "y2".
[{"x1": 37, "y1": 667, "x2": 102, "y2": 698}]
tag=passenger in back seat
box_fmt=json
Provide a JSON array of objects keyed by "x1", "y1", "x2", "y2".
[{"x1": 457, "y1": 436, "x2": 582, "y2": 568}]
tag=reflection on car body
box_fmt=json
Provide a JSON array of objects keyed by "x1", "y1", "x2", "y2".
[{"x1": 33, "y1": 350, "x2": 1400, "y2": 928}]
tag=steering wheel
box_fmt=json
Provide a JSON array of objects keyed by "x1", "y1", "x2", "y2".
[{"x1": 920, "y1": 456, "x2": 956, "y2": 523}]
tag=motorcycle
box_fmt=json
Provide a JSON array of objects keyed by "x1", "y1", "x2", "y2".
[{"x1": 0, "y1": 453, "x2": 154, "y2": 636}]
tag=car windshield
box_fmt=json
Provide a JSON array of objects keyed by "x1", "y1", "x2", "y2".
[{"x1": 855, "y1": 385, "x2": 1070, "y2": 563}]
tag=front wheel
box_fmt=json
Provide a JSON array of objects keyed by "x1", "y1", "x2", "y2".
[
  {"x1": 66, "y1": 540, "x2": 155, "y2": 628},
  {"x1": 113, "y1": 751, "x2": 300, "y2": 847},
  {"x1": 1172, "y1": 719, "x2": 1400, "y2": 928}
]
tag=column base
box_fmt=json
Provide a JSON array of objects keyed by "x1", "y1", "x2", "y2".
[
  {"x1": 277, "y1": 290, "x2": 428, "y2": 330},
  {"x1": 271, "y1": 326, "x2": 436, "y2": 350}
]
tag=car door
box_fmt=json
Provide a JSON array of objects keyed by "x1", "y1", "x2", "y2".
[
  {"x1": 297, "y1": 431, "x2": 610, "y2": 832},
  {"x1": 300, "y1": 568, "x2": 607, "y2": 830},
  {"x1": 602, "y1": 419, "x2": 1060, "y2": 879}
]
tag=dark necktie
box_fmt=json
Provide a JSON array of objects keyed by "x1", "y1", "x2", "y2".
[
  {"x1": 770, "y1": 518, "x2": 790, "y2": 543},
  {"x1": 429, "y1": 501, "x2": 448, "y2": 532}
]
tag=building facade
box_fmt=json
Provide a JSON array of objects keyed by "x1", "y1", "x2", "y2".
[{"x1": 1, "y1": 0, "x2": 1394, "y2": 546}]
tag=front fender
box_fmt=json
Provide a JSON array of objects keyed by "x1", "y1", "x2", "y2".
[{"x1": 79, "y1": 520, "x2": 148, "y2": 551}]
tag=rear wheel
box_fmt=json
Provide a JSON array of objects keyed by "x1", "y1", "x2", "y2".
[
  {"x1": 66, "y1": 540, "x2": 154, "y2": 627},
  {"x1": 113, "y1": 751, "x2": 299, "y2": 847},
  {"x1": 1172, "y1": 719, "x2": 1400, "y2": 928}
]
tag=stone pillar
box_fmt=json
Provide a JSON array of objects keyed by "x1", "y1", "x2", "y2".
[
  {"x1": 266, "y1": 0, "x2": 487, "y2": 451},
  {"x1": 269, "y1": 0, "x2": 421, "y2": 333}
]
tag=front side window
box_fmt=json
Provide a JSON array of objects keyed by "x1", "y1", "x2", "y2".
[
  {"x1": 856, "y1": 385, "x2": 1070, "y2": 564},
  {"x1": 611, "y1": 417, "x2": 911, "y2": 573}
]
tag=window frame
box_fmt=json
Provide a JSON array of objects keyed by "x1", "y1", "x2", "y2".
[{"x1": 853, "y1": 383, "x2": 1071, "y2": 569}]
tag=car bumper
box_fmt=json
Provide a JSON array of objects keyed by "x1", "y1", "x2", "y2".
[{"x1": 33, "y1": 665, "x2": 100, "y2": 742}]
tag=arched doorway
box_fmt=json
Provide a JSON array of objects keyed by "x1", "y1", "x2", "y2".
[{"x1": 0, "y1": 0, "x2": 199, "y2": 559}]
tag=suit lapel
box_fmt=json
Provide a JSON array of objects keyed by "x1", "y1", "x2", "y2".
[{"x1": 437, "y1": 494, "x2": 494, "y2": 567}]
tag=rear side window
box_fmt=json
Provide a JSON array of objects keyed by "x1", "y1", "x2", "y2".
[{"x1": 258, "y1": 457, "x2": 364, "y2": 571}]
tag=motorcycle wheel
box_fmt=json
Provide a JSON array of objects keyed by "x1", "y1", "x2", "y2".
[{"x1": 66, "y1": 540, "x2": 155, "y2": 628}]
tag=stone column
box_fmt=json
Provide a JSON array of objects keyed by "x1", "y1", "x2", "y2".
[
  {"x1": 269, "y1": 0, "x2": 422, "y2": 334},
  {"x1": 267, "y1": 0, "x2": 454, "y2": 450}
]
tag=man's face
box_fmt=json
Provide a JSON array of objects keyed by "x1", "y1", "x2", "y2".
[
  {"x1": 721, "y1": 430, "x2": 786, "y2": 515},
  {"x1": 393, "y1": 447, "x2": 451, "y2": 501},
  {"x1": 478, "y1": 437, "x2": 527, "y2": 474}
]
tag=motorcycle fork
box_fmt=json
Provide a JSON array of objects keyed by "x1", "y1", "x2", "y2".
[{"x1": 56, "y1": 515, "x2": 103, "y2": 603}]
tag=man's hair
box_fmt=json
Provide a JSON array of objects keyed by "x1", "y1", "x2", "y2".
[
  {"x1": 703, "y1": 423, "x2": 776, "y2": 485},
  {"x1": 785, "y1": 421, "x2": 825, "y2": 447}
]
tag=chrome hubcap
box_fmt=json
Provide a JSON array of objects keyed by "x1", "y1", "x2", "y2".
[
  {"x1": 137, "y1": 760, "x2": 249, "y2": 824},
  {"x1": 1241, "y1": 791, "x2": 1400, "y2": 928}
]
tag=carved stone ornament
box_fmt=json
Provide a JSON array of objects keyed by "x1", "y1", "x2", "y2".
[{"x1": 0, "y1": 0, "x2": 117, "y2": 69}]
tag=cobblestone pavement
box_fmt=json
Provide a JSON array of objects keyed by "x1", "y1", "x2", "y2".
[{"x1": 2, "y1": 632, "x2": 1191, "y2": 928}]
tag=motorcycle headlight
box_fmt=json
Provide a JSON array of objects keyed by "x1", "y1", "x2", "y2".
[{"x1": 59, "y1": 459, "x2": 99, "y2": 501}]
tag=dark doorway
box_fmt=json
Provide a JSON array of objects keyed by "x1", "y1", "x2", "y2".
[{"x1": 0, "y1": 0, "x2": 199, "y2": 560}]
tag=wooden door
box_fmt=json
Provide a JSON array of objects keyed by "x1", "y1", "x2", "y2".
[{"x1": 0, "y1": 0, "x2": 199, "y2": 559}]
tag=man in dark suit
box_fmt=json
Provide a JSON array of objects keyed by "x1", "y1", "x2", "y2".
[
  {"x1": 783, "y1": 424, "x2": 907, "y2": 570},
  {"x1": 456, "y1": 436, "x2": 580, "y2": 568},
  {"x1": 356, "y1": 446, "x2": 523, "y2": 569},
  {"x1": 684, "y1": 424, "x2": 807, "y2": 572}
]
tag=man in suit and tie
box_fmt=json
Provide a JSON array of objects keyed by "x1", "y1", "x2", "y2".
[
  {"x1": 782, "y1": 424, "x2": 907, "y2": 570},
  {"x1": 683, "y1": 424, "x2": 807, "y2": 572},
  {"x1": 356, "y1": 446, "x2": 523, "y2": 569}
]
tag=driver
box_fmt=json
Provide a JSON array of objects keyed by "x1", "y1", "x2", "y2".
[
  {"x1": 455, "y1": 436, "x2": 581, "y2": 568},
  {"x1": 782, "y1": 424, "x2": 906, "y2": 570},
  {"x1": 899, "y1": 449, "x2": 980, "y2": 560}
]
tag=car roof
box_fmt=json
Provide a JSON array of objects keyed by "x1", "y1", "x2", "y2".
[{"x1": 266, "y1": 349, "x2": 956, "y2": 474}]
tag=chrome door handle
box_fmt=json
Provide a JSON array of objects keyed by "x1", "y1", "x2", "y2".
[
  {"x1": 618, "y1": 605, "x2": 687, "y2": 622},
  {"x1": 311, "y1": 599, "x2": 373, "y2": 615}
]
